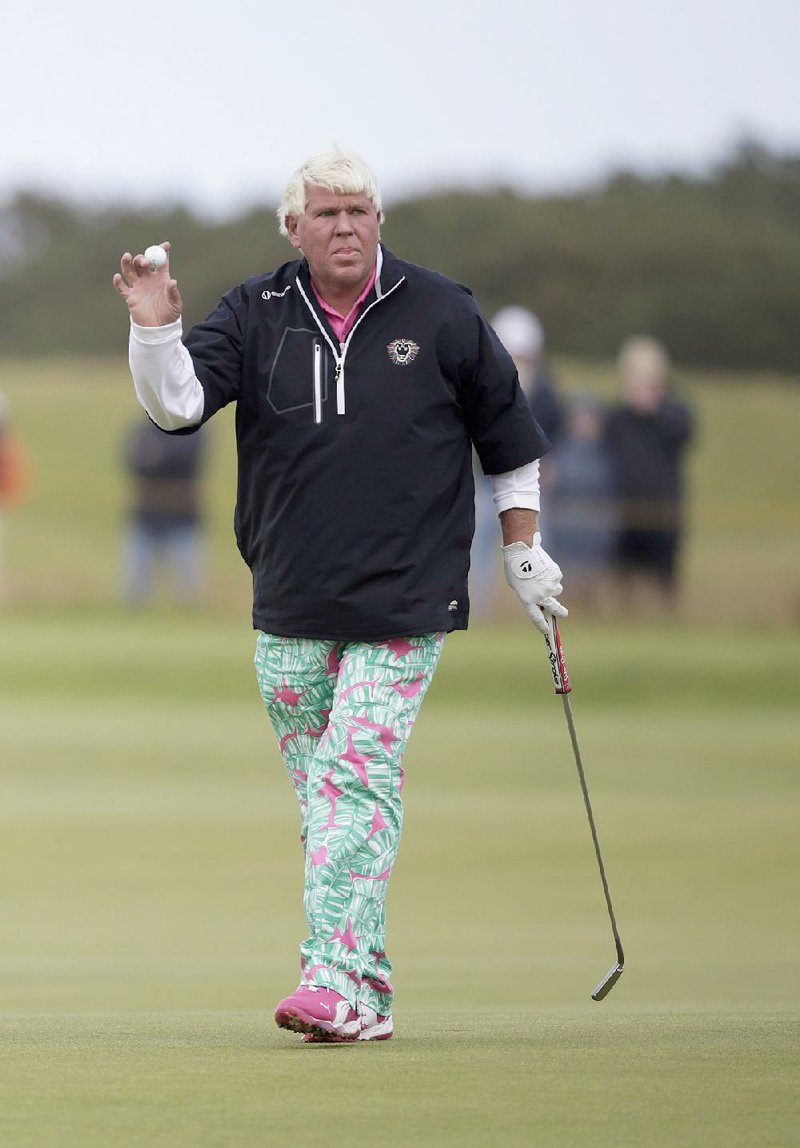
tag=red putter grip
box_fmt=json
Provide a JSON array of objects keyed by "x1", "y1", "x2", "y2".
[{"x1": 544, "y1": 615, "x2": 572, "y2": 694}]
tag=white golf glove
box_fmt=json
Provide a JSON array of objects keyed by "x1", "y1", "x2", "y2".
[{"x1": 502, "y1": 532, "x2": 569, "y2": 635}]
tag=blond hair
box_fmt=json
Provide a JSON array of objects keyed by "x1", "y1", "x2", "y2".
[
  {"x1": 277, "y1": 149, "x2": 384, "y2": 236},
  {"x1": 617, "y1": 335, "x2": 671, "y2": 384}
]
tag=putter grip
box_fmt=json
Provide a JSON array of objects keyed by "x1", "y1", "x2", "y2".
[{"x1": 544, "y1": 614, "x2": 572, "y2": 694}]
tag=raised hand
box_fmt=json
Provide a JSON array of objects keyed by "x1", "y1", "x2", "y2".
[{"x1": 112, "y1": 241, "x2": 183, "y2": 327}]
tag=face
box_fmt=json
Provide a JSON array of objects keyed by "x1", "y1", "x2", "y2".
[
  {"x1": 569, "y1": 405, "x2": 603, "y2": 440},
  {"x1": 285, "y1": 185, "x2": 381, "y2": 301},
  {"x1": 622, "y1": 364, "x2": 667, "y2": 412}
]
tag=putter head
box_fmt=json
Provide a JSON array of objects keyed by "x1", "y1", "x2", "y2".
[{"x1": 591, "y1": 962, "x2": 624, "y2": 1001}]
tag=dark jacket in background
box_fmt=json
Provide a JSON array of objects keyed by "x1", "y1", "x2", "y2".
[
  {"x1": 605, "y1": 398, "x2": 693, "y2": 529},
  {"x1": 125, "y1": 420, "x2": 204, "y2": 533},
  {"x1": 528, "y1": 366, "x2": 567, "y2": 446}
]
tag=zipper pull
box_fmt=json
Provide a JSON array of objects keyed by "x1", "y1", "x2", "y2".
[{"x1": 335, "y1": 360, "x2": 345, "y2": 415}]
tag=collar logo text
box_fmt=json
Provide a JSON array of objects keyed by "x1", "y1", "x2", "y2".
[{"x1": 261, "y1": 285, "x2": 293, "y2": 301}]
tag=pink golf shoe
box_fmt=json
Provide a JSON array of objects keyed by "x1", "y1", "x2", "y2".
[
  {"x1": 274, "y1": 984, "x2": 361, "y2": 1041},
  {"x1": 301, "y1": 1004, "x2": 393, "y2": 1043}
]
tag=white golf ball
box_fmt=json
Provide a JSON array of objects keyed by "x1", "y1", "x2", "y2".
[{"x1": 144, "y1": 245, "x2": 167, "y2": 271}]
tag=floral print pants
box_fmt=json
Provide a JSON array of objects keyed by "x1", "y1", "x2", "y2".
[{"x1": 254, "y1": 631, "x2": 444, "y2": 1016}]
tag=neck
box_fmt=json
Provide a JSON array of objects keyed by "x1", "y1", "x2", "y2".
[{"x1": 312, "y1": 272, "x2": 372, "y2": 315}]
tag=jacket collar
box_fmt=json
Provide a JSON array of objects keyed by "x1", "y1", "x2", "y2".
[
  {"x1": 375, "y1": 245, "x2": 406, "y2": 295},
  {"x1": 296, "y1": 244, "x2": 405, "y2": 307}
]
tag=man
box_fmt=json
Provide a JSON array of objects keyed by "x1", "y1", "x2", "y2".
[
  {"x1": 0, "y1": 391, "x2": 29, "y2": 601},
  {"x1": 121, "y1": 415, "x2": 205, "y2": 605},
  {"x1": 606, "y1": 335, "x2": 694, "y2": 610},
  {"x1": 113, "y1": 150, "x2": 566, "y2": 1044},
  {"x1": 490, "y1": 305, "x2": 566, "y2": 446}
]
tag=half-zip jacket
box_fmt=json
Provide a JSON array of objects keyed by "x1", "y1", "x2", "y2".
[{"x1": 179, "y1": 246, "x2": 549, "y2": 640}]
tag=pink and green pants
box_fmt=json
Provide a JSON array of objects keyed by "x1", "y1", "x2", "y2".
[{"x1": 254, "y1": 631, "x2": 444, "y2": 1017}]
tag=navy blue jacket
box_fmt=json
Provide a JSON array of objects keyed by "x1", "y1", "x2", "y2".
[{"x1": 183, "y1": 246, "x2": 549, "y2": 640}]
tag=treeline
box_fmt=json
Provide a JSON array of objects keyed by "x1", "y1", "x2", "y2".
[{"x1": 0, "y1": 140, "x2": 798, "y2": 371}]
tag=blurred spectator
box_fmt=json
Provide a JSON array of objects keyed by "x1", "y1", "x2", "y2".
[
  {"x1": 471, "y1": 306, "x2": 565, "y2": 617},
  {"x1": 122, "y1": 416, "x2": 206, "y2": 606},
  {"x1": 490, "y1": 305, "x2": 566, "y2": 443},
  {"x1": 0, "y1": 392, "x2": 30, "y2": 600},
  {"x1": 470, "y1": 464, "x2": 501, "y2": 617},
  {"x1": 606, "y1": 336, "x2": 694, "y2": 609},
  {"x1": 542, "y1": 396, "x2": 618, "y2": 613}
]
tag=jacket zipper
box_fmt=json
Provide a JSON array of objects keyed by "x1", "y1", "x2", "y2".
[
  {"x1": 295, "y1": 275, "x2": 406, "y2": 421},
  {"x1": 313, "y1": 341, "x2": 322, "y2": 424}
]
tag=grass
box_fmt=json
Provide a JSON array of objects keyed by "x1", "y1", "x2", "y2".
[
  {"x1": 2, "y1": 1011, "x2": 795, "y2": 1147},
  {"x1": 0, "y1": 360, "x2": 797, "y2": 1143},
  {"x1": 0, "y1": 608, "x2": 798, "y2": 1145}
]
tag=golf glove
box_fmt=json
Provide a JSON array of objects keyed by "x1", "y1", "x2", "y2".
[{"x1": 502, "y1": 532, "x2": 568, "y2": 635}]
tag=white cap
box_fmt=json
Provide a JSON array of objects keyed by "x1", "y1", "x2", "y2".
[{"x1": 491, "y1": 306, "x2": 544, "y2": 359}]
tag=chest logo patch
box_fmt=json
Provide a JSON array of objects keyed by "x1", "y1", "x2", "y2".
[
  {"x1": 386, "y1": 338, "x2": 420, "y2": 366},
  {"x1": 261, "y1": 285, "x2": 292, "y2": 301}
]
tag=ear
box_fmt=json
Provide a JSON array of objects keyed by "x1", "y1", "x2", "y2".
[{"x1": 284, "y1": 215, "x2": 302, "y2": 249}]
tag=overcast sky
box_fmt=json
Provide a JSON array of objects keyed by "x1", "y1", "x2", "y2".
[{"x1": 3, "y1": 0, "x2": 797, "y2": 216}]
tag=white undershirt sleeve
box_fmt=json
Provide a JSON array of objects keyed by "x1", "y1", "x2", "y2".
[
  {"x1": 490, "y1": 459, "x2": 541, "y2": 513},
  {"x1": 129, "y1": 318, "x2": 204, "y2": 431}
]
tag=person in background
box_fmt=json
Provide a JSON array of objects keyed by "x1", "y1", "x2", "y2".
[
  {"x1": 490, "y1": 306, "x2": 566, "y2": 445},
  {"x1": 542, "y1": 396, "x2": 618, "y2": 613},
  {"x1": 470, "y1": 306, "x2": 566, "y2": 617},
  {"x1": 605, "y1": 336, "x2": 694, "y2": 610},
  {"x1": 122, "y1": 416, "x2": 206, "y2": 605},
  {"x1": 0, "y1": 392, "x2": 30, "y2": 600}
]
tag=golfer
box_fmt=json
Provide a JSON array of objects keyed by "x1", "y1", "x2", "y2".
[{"x1": 113, "y1": 150, "x2": 567, "y2": 1043}]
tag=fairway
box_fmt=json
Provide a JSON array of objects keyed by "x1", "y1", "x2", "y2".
[
  {"x1": 0, "y1": 359, "x2": 798, "y2": 1143},
  {"x1": 0, "y1": 609, "x2": 797, "y2": 1146}
]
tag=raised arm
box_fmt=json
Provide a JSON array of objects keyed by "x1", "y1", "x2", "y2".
[{"x1": 113, "y1": 242, "x2": 203, "y2": 431}]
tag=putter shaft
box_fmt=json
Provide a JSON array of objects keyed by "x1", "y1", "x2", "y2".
[
  {"x1": 561, "y1": 693, "x2": 625, "y2": 970},
  {"x1": 544, "y1": 617, "x2": 625, "y2": 1000}
]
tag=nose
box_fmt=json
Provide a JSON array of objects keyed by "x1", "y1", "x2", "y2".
[{"x1": 334, "y1": 211, "x2": 354, "y2": 235}]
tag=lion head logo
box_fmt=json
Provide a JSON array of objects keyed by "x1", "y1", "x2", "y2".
[{"x1": 386, "y1": 338, "x2": 420, "y2": 366}]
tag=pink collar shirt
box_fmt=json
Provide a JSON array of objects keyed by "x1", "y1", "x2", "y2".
[{"x1": 310, "y1": 250, "x2": 381, "y2": 344}]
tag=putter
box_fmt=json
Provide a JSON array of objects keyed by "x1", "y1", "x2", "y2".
[{"x1": 542, "y1": 613, "x2": 625, "y2": 1000}]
